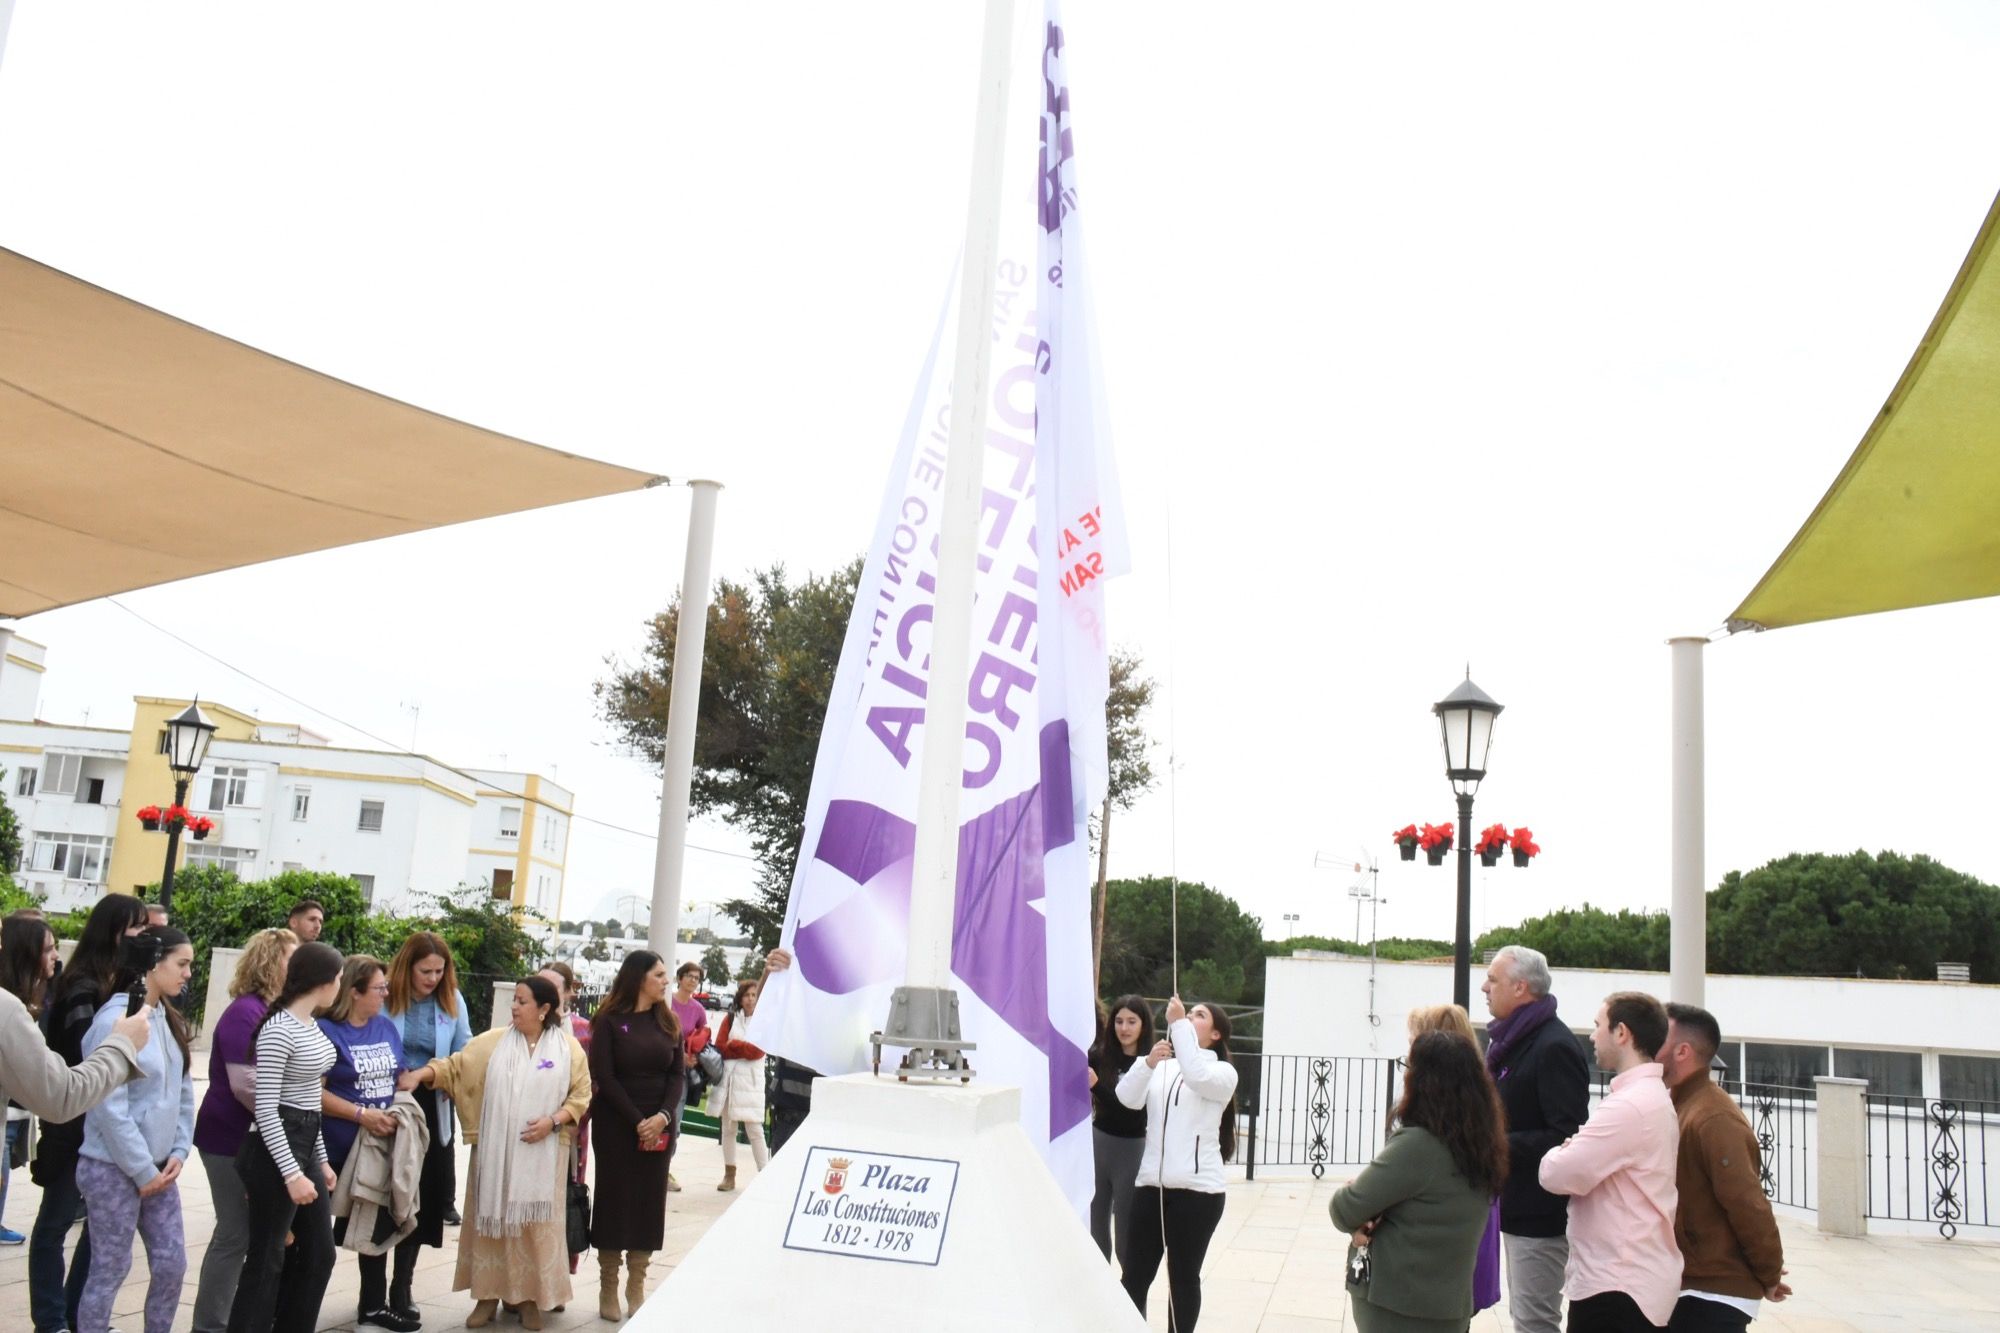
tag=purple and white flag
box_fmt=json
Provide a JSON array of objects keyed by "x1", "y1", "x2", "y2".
[{"x1": 755, "y1": 0, "x2": 1127, "y2": 1214}]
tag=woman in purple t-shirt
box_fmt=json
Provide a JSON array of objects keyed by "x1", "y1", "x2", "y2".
[
  {"x1": 666, "y1": 962, "x2": 708, "y2": 1193},
  {"x1": 189, "y1": 928, "x2": 296, "y2": 1333},
  {"x1": 316, "y1": 955, "x2": 411, "y2": 1332}
]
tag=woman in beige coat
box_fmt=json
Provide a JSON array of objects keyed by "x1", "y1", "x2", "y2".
[{"x1": 400, "y1": 977, "x2": 589, "y2": 1330}]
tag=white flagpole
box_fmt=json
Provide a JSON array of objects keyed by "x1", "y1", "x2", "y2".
[
  {"x1": 901, "y1": 0, "x2": 1016, "y2": 993},
  {"x1": 649, "y1": 479, "x2": 722, "y2": 955}
]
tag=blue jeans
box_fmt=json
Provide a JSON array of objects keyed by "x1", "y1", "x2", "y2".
[
  {"x1": 28, "y1": 1151, "x2": 92, "y2": 1333},
  {"x1": 1, "y1": 1120, "x2": 21, "y2": 1225}
]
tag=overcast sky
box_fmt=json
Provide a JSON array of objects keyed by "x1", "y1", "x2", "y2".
[{"x1": 6, "y1": 2, "x2": 2000, "y2": 946}]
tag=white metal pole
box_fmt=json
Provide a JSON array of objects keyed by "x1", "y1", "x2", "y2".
[
  {"x1": 901, "y1": 0, "x2": 1017, "y2": 990},
  {"x1": 649, "y1": 480, "x2": 722, "y2": 955},
  {"x1": 1668, "y1": 635, "x2": 1706, "y2": 1004}
]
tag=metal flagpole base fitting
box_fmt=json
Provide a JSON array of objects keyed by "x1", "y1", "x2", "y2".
[{"x1": 871, "y1": 985, "x2": 976, "y2": 1083}]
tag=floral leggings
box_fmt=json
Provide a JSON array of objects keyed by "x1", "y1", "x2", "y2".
[{"x1": 74, "y1": 1156, "x2": 186, "y2": 1333}]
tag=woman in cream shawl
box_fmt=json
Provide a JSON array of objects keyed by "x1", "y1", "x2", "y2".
[{"x1": 401, "y1": 976, "x2": 589, "y2": 1330}]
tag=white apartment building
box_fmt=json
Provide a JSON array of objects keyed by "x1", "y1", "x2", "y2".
[{"x1": 0, "y1": 630, "x2": 572, "y2": 917}]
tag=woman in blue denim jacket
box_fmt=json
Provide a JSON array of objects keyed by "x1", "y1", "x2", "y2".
[
  {"x1": 76, "y1": 927, "x2": 197, "y2": 1333},
  {"x1": 381, "y1": 933, "x2": 472, "y2": 1318}
]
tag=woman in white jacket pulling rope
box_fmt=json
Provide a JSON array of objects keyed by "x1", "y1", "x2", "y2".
[{"x1": 1114, "y1": 995, "x2": 1240, "y2": 1332}]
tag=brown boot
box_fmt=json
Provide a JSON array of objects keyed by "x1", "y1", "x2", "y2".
[
  {"x1": 597, "y1": 1249, "x2": 622, "y2": 1321},
  {"x1": 465, "y1": 1299, "x2": 499, "y2": 1328},
  {"x1": 519, "y1": 1303, "x2": 543, "y2": 1331},
  {"x1": 624, "y1": 1250, "x2": 653, "y2": 1317},
  {"x1": 717, "y1": 1165, "x2": 737, "y2": 1192}
]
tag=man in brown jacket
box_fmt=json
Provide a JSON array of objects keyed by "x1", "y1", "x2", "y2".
[{"x1": 1659, "y1": 1003, "x2": 1791, "y2": 1330}]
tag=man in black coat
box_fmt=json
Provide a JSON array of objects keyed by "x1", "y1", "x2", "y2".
[{"x1": 1483, "y1": 944, "x2": 1590, "y2": 1333}]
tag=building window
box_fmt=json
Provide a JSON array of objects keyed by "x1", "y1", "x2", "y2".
[
  {"x1": 206, "y1": 765, "x2": 250, "y2": 810},
  {"x1": 499, "y1": 806, "x2": 521, "y2": 839},
  {"x1": 1833, "y1": 1048, "x2": 1923, "y2": 1097},
  {"x1": 353, "y1": 873, "x2": 376, "y2": 905},
  {"x1": 29, "y1": 832, "x2": 111, "y2": 882},
  {"x1": 292, "y1": 787, "x2": 311, "y2": 822},
  {"x1": 14, "y1": 766, "x2": 35, "y2": 798},
  {"x1": 41, "y1": 753, "x2": 80, "y2": 796},
  {"x1": 80, "y1": 776, "x2": 106, "y2": 805},
  {"x1": 1741, "y1": 1042, "x2": 1829, "y2": 1090},
  {"x1": 156, "y1": 729, "x2": 171, "y2": 755},
  {"x1": 282, "y1": 861, "x2": 303, "y2": 873},
  {"x1": 491, "y1": 868, "x2": 514, "y2": 901},
  {"x1": 357, "y1": 800, "x2": 385, "y2": 833},
  {"x1": 184, "y1": 843, "x2": 258, "y2": 877},
  {"x1": 1941, "y1": 1054, "x2": 2000, "y2": 1104}
]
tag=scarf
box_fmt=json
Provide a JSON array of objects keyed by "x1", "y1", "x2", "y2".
[
  {"x1": 475, "y1": 1025, "x2": 569, "y2": 1238},
  {"x1": 1484, "y1": 993, "x2": 1558, "y2": 1077}
]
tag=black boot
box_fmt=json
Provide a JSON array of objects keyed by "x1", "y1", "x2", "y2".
[{"x1": 391, "y1": 1238, "x2": 423, "y2": 1323}]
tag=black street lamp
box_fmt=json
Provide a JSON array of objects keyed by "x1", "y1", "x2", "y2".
[
  {"x1": 158, "y1": 701, "x2": 217, "y2": 912},
  {"x1": 1433, "y1": 674, "x2": 1502, "y2": 1010}
]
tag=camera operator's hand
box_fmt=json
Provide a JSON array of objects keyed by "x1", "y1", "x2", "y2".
[{"x1": 112, "y1": 1005, "x2": 155, "y2": 1053}]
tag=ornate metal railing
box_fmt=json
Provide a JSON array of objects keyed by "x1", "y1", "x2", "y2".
[
  {"x1": 1866, "y1": 1093, "x2": 1997, "y2": 1238},
  {"x1": 1729, "y1": 1082, "x2": 1815, "y2": 1210},
  {"x1": 1236, "y1": 1054, "x2": 1400, "y2": 1180}
]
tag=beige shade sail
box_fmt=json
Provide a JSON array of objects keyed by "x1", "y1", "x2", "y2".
[
  {"x1": 1729, "y1": 189, "x2": 2000, "y2": 631},
  {"x1": 0, "y1": 247, "x2": 663, "y2": 618}
]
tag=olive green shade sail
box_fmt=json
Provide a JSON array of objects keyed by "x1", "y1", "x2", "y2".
[{"x1": 1729, "y1": 189, "x2": 2000, "y2": 632}]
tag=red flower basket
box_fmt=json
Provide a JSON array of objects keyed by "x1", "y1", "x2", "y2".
[
  {"x1": 136, "y1": 804, "x2": 164, "y2": 832},
  {"x1": 1510, "y1": 826, "x2": 1540, "y2": 867},
  {"x1": 1392, "y1": 824, "x2": 1420, "y2": 862},
  {"x1": 1475, "y1": 823, "x2": 1510, "y2": 867},
  {"x1": 187, "y1": 815, "x2": 215, "y2": 842},
  {"x1": 1418, "y1": 821, "x2": 1454, "y2": 866}
]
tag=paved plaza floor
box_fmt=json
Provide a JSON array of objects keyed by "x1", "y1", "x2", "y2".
[{"x1": 2, "y1": 1090, "x2": 1994, "y2": 1332}]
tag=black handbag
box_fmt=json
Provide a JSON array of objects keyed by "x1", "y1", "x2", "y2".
[{"x1": 566, "y1": 1176, "x2": 591, "y2": 1257}]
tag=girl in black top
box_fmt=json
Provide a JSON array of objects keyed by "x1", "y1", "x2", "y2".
[{"x1": 1087, "y1": 994, "x2": 1154, "y2": 1264}]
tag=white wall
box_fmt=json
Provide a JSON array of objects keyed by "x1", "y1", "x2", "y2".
[{"x1": 1264, "y1": 952, "x2": 2000, "y2": 1072}]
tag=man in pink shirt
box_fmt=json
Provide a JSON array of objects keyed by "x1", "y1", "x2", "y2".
[{"x1": 1539, "y1": 992, "x2": 1680, "y2": 1332}]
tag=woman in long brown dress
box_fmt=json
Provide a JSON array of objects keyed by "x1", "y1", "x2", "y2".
[{"x1": 588, "y1": 950, "x2": 680, "y2": 1323}]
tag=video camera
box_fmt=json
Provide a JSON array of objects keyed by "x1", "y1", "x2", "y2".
[{"x1": 117, "y1": 930, "x2": 166, "y2": 1016}]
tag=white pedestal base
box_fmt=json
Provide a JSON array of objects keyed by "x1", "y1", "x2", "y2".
[{"x1": 632, "y1": 1074, "x2": 1144, "y2": 1331}]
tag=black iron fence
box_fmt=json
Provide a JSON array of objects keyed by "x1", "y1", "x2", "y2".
[
  {"x1": 1866, "y1": 1094, "x2": 1999, "y2": 1238},
  {"x1": 1729, "y1": 1083, "x2": 1815, "y2": 1211},
  {"x1": 1235, "y1": 1054, "x2": 1400, "y2": 1180}
]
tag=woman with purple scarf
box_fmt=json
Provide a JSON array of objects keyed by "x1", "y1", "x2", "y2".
[{"x1": 1480, "y1": 945, "x2": 1590, "y2": 1333}]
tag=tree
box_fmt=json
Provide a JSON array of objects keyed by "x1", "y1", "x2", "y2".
[
  {"x1": 1265, "y1": 934, "x2": 1453, "y2": 963},
  {"x1": 600, "y1": 917, "x2": 625, "y2": 940},
  {"x1": 700, "y1": 942, "x2": 732, "y2": 988},
  {"x1": 595, "y1": 558, "x2": 862, "y2": 952},
  {"x1": 1093, "y1": 649, "x2": 1159, "y2": 989},
  {"x1": 0, "y1": 764, "x2": 23, "y2": 884},
  {"x1": 1473, "y1": 851, "x2": 2000, "y2": 983},
  {"x1": 1098, "y1": 876, "x2": 1267, "y2": 1006},
  {"x1": 581, "y1": 937, "x2": 610, "y2": 962}
]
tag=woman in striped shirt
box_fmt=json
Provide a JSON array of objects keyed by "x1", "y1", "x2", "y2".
[{"x1": 226, "y1": 941, "x2": 344, "y2": 1333}]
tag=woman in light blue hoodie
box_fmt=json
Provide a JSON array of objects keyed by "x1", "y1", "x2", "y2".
[{"x1": 76, "y1": 926, "x2": 196, "y2": 1333}]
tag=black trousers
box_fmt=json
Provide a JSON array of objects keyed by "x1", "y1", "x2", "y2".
[
  {"x1": 1666, "y1": 1296, "x2": 1753, "y2": 1331},
  {"x1": 228, "y1": 1110, "x2": 336, "y2": 1333},
  {"x1": 1569, "y1": 1290, "x2": 1664, "y2": 1333},
  {"x1": 1120, "y1": 1186, "x2": 1227, "y2": 1332}
]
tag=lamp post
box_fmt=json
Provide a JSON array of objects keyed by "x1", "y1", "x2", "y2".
[
  {"x1": 157, "y1": 701, "x2": 217, "y2": 913},
  {"x1": 1432, "y1": 675, "x2": 1502, "y2": 1010}
]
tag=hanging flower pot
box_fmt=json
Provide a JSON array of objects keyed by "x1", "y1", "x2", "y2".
[
  {"x1": 188, "y1": 816, "x2": 215, "y2": 842},
  {"x1": 1510, "y1": 826, "x2": 1540, "y2": 867},
  {"x1": 1475, "y1": 823, "x2": 1509, "y2": 868},
  {"x1": 136, "y1": 804, "x2": 163, "y2": 832},
  {"x1": 1392, "y1": 824, "x2": 1420, "y2": 862},
  {"x1": 1418, "y1": 821, "x2": 1453, "y2": 866},
  {"x1": 1479, "y1": 848, "x2": 1501, "y2": 867}
]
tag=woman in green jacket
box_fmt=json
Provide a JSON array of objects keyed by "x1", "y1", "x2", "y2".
[{"x1": 1330, "y1": 1031, "x2": 1508, "y2": 1333}]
